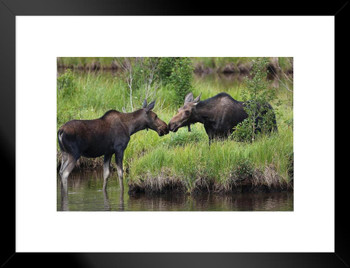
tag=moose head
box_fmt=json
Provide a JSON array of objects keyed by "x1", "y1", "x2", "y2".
[
  {"x1": 168, "y1": 93, "x2": 201, "y2": 132},
  {"x1": 141, "y1": 99, "x2": 169, "y2": 136}
]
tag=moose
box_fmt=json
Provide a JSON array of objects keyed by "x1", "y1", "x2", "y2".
[
  {"x1": 168, "y1": 92, "x2": 277, "y2": 143},
  {"x1": 57, "y1": 100, "x2": 168, "y2": 192}
]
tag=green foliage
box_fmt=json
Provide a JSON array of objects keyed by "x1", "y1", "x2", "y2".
[
  {"x1": 157, "y1": 57, "x2": 176, "y2": 82},
  {"x1": 114, "y1": 57, "x2": 161, "y2": 111},
  {"x1": 114, "y1": 57, "x2": 194, "y2": 110},
  {"x1": 231, "y1": 118, "x2": 253, "y2": 142},
  {"x1": 284, "y1": 117, "x2": 293, "y2": 129},
  {"x1": 158, "y1": 57, "x2": 194, "y2": 105},
  {"x1": 232, "y1": 58, "x2": 277, "y2": 142},
  {"x1": 119, "y1": 58, "x2": 159, "y2": 92},
  {"x1": 57, "y1": 68, "x2": 76, "y2": 97},
  {"x1": 278, "y1": 57, "x2": 293, "y2": 72}
]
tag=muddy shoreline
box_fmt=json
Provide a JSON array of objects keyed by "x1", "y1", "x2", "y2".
[
  {"x1": 57, "y1": 152, "x2": 293, "y2": 195},
  {"x1": 128, "y1": 177, "x2": 293, "y2": 195},
  {"x1": 128, "y1": 184, "x2": 293, "y2": 196}
]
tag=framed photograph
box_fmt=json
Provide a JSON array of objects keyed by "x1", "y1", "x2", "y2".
[{"x1": 1, "y1": 0, "x2": 344, "y2": 267}]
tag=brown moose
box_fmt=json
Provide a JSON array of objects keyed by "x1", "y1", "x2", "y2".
[
  {"x1": 57, "y1": 100, "x2": 168, "y2": 192},
  {"x1": 168, "y1": 92, "x2": 277, "y2": 144}
]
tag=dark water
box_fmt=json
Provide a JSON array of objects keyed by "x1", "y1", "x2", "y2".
[{"x1": 57, "y1": 171, "x2": 293, "y2": 211}]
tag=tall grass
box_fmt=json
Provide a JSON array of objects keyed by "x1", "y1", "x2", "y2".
[{"x1": 128, "y1": 128, "x2": 293, "y2": 193}]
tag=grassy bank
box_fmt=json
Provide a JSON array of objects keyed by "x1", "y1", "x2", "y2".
[
  {"x1": 57, "y1": 61, "x2": 293, "y2": 194},
  {"x1": 128, "y1": 123, "x2": 293, "y2": 194}
]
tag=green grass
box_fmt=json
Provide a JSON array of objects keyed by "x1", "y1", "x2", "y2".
[
  {"x1": 128, "y1": 128, "x2": 293, "y2": 193},
  {"x1": 57, "y1": 60, "x2": 293, "y2": 194}
]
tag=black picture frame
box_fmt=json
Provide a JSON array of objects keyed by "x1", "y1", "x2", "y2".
[{"x1": 0, "y1": 1, "x2": 345, "y2": 267}]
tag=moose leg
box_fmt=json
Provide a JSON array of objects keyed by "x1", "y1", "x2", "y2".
[
  {"x1": 102, "y1": 154, "x2": 112, "y2": 191},
  {"x1": 60, "y1": 182, "x2": 69, "y2": 211},
  {"x1": 115, "y1": 150, "x2": 125, "y2": 210},
  {"x1": 115, "y1": 149, "x2": 125, "y2": 193},
  {"x1": 103, "y1": 189, "x2": 110, "y2": 211},
  {"x1": 208, "y1": 133, "x2": 215, "y2": 147},
  {"x1": 204, "y1": 125, "x2": 214, "y2": 146},
  {"x1": 59, "y1": 151, "x2": 68, "y2": 176},
  {"x1": 60, "y1": 154, "x2": 77, "y2": 192}
]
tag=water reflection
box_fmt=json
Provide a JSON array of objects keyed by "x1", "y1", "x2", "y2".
[
  {"x1": 60, "y1": 181, "x2": 69, "y2": 211},
  {"x1": 57, "y1": 171, "x2": 293, "y2": 211},
  {"x1": 193, "y1": 72, "x2": 247, "y2": 90},
  {"x1": 57, "y1": 170, "x2": 125, "y2": 211},
  {"x1": 128, "y1": 192, "x2": 293, "y2": 211}
]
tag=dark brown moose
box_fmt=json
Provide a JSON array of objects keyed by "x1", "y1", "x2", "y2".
[
  {"x1": 58, "y1": 100, "x2": 168, "y2": 193},
  {"x1": 168, "y1": 92, "x2": 277, "y2": 144}
]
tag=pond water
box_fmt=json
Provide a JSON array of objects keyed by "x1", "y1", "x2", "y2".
[{"x1": 57, "y1": 171, "x2": 293, "y2": 211}]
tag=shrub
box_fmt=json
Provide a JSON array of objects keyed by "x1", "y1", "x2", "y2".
[
  {"x1": 231, "y1": 119, "x2": 253, "y2": 142},
  {"x1": 158, "y1": 57, "x2": 194, "y2": 105},
  {"x1": 232, "y1": 58, "x2": 277, "y2": 142},
  {"x1": 57, "y1": 68, "x2": 76, "y2": 97}
]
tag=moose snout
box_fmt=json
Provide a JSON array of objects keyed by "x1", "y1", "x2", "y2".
[
  {"x1": 168, "y1": 121, "x2": 175, "y2": 132},
  {"x1": 168, "y1": 121, "x2": 179, "y2": 132},
  {"x1": 158, "y1": 125, "x2": 169, "y2": 136}
]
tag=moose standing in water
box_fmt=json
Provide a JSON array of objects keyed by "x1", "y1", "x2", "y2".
[
  {"x1": 58, "y1": 100, "x2": 168, "y2": 192},
  {"x1": 168, "y1": 92, "x2": 277, "y2": 143}
]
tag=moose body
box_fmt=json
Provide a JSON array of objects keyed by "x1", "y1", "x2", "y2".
[
  {"x1": 58, "y1": 100, "x2": 168, "y2": 192},
  {"x1": 168, "y1": 92, "x2": 277, "y2": 142}
]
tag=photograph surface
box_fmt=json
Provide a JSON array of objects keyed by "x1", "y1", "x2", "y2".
[{"x1": 57, "y1": 57, "x2": 294, "y2": 211}]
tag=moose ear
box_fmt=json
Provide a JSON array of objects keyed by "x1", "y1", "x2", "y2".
[
  {"x1": 146, "y1": 100, "x2": 155, "y2": 112},
  {"x1": 142, "y1": 99, "x2": 148, "y2": 108},
  {"x1": 184, "y1": 92, "x2": 194, "y2": 104},
  {"x1": 193, "y1": 93, "x2": 201, "y2": 103}
]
